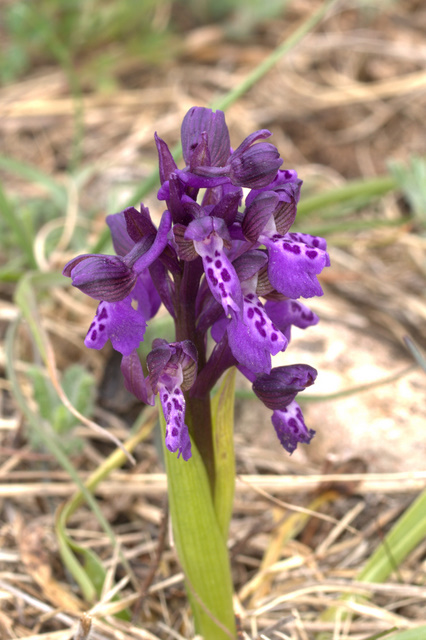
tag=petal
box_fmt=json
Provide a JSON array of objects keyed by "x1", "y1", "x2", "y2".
[
  {"x1": 64, "y1": 254, "x2": 137, "y2": 302},
  {"x1": 155, "y1": 132, "x2": 178, "y2": 184},
  {"x1": 147, "y1": 340, "x2": 197, "y2": 393},
  {"x1": 242, "y1": 192, "x2": 279, "y2": 242},
  {"x1": 262, "y1": 235, "x2": 329, "y2": 299},
  {"x1": 265, "y1": 299, "x2": 319, "y2": 342},
  {"x1": 160, "y1": 384, "x2": 192, "y2": 460},
  {"x1": 197, "y1": 239, "x2": 242, "y2": 316},
  {"x1": 133, "y1": 272, "x2": 162, "y2": 320},
  {"x1": 252, "y1": 364, "x2": 317, "y2": 410},
  {"x1": 181, "y1": 106, "x2": 230, "y2": 167},
  {"x1": 121, "y1": 351, "x2": 154, "y2": 405},
  {"x1": 130, "y1": 209, "x2": 172, "y2": 273},
  {"x1": 271, "y1": 401, "x2": 315, "y2": 454},
  {"x1": 227, "y1": 294, "x2": 287, "y2": 374},
  {"x1": 106, "y1": 212, "x2": 134, "y2": 256},
  {"x1": 286, "y1": 231, "x2": 328, "y2": 253},
  {"x1": 229, "y1": 131, "x2": 282, "y2": 188},
  {"x1": 84, "y1": 299, "x2": 146, "y2": 356}
]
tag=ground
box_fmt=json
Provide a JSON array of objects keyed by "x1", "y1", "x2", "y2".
[{"x1": 0, "y1": 1, "x2": 426, "y2": 639}]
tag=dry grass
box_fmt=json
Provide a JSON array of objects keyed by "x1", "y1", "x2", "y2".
[{"x1": 1, "y1": 1, "x2": 426, "y2": 638}]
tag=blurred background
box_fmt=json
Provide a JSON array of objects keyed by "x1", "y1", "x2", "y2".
[{"x1": 1, "y1": 0, "x2": 426, "y2": 637}]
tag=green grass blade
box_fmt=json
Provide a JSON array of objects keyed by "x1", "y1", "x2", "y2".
[
  {"x1": 297, "y1": 175, "x2": 396, "y2": 217},
  {"x1": 358, "y1": 490, "x2": 426, "y2": 584},
  {"x1": 386, "y1": 627, "x2": 426, "y2": 640},
  {"x1": 0, "y1": 155, "x2": 67, "y2": 206},
  {"x1": 0, "y1": 182, "x2": 37, "y2": 268}
]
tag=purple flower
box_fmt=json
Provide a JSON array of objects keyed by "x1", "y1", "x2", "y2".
[
  {"x1": 65, "y1": 105, "x2": 327, "y2": 460},
  {"x1": 252, "y1": 364, "x2": 317, "y2": 454},
  {"x1": 147, "y1": 340, "x2": 198, "y2": 460}
]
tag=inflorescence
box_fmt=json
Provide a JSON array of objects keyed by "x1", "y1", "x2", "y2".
[{"x1": 64, "y1": 107, "x2": 330, "y2": 461}]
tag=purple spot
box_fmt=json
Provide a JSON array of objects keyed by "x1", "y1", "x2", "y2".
[
  {"x1": 283, "y1": 242, "x2": 301, "y2": 255},
  {"x1": 214, "y1": 250, "x2": 220, "y2": 257},
  {"x1": 221, "y1": 269, "x2": 231, "y2": 282},
  {"x1": 163, "y1": 393, "x2": 169, "y2": 402},
  {"x1": 91, "y1": 330, "x2": 97, "y2": 341},
  {"x1": 247, "y1": 308, "x2": 254, "y2": 319},
  {"x1": 172, "y1": 427, "x2": 179, "y2": 437},
  {"x1": 306, "y1": 249, "x2": 318, "y2": 260},
  {"x1": 167, "y1": 402, "x2": 172, "y2": 412},
  {"x1": 205, "y1": 256, "x2": 213, "y2": 263},
  {"x1": 271, "y1": 333, "x2": 278, "y2": 341},
  {"x1": 98, "y1": 307, "x2": 108, "y2": 321},
  {"x1": 98, "y1": 324, "x2": 105, "y2": 331},
  {"x1": 207, "y1": 268, "x2": 218, "y2": 287},
  {"x1": 246, "y1": 294, "x2": 255, "y2": 300},
  {"x1": 291, "y1": 302, "x2": 301, "y2": 312},
  {"x1": 255, "y1": 322, "x2": 267, "y2": 337},
  {"x1": 215, "y1": 259, "x2": 222, "y2": 268},
  {"x1": 88, "y1": 322, "x2": 95, "y2": 331}
]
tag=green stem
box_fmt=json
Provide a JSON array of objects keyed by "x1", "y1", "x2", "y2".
[
  {"x1": 175, "y1": 261, "x2": 216, "y2": 493},
  {"x1": 159, "y1": 402, "x2": 236, "y2": 640}
]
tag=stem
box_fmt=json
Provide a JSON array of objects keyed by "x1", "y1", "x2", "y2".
[
  {"x1": 159, "y1": 403, "x2": 237, "y2": 640},
  {"x1": 175, "y1": 260, "x2": 216, "y2": 492}
]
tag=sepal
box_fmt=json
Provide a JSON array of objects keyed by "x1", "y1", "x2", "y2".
[{"x1": 252, "y1": 364, "x2": 317, "y2": 410}]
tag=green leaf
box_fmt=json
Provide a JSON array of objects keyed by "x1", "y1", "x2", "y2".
[
  {"x1": 386, "y1": 627, "x2": 426, "y2": 640},
  {"x1": 0, "y1": 181, "x2": 37, "y2": 268},
  {"x1": 211, "y1": 367, "x2": 236, "y2": 539},
  {"x1": 0, "y1": 156, "x2": 67, "y2": 207},
  {"x1": 159, "y1": 402, "x2": 236, "y2": 640},
  {"x1": 360, "y1": 629, "x2": 398, "y2": 640},
  {"x1": 358, "y1": 490, "x2": 426, "y2": 584},
  {"x1": 59, "y1": 364, "x2": 96, "y2": 431}
]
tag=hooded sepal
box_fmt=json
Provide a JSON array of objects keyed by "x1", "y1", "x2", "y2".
[
  {"x1": 181, "y1": 106, "x2": 230, "y2": 168},
  {"x1": 228, "y1": 130, "x2": 282, "y2": 188},
  {"x1": 252, "y1": 364, "x2": 317, "y2": 410},
  {"x1": 63, "y1": 254, "x2": 137, "y2": 302}
]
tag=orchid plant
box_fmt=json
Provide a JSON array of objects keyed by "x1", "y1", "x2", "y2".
[{"x1": 64, "y1": 107, "x2": 329, "y2": 639}]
